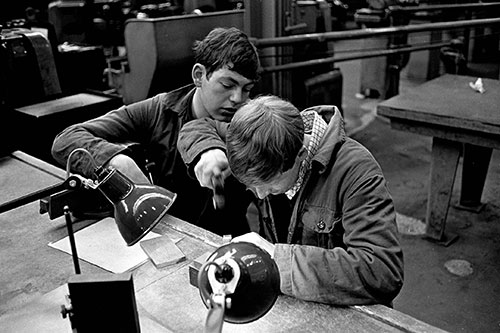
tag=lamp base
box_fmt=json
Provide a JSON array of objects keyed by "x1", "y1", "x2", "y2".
[{"x1": 64, "y1": 272, "x2": 141, "y2": 333}]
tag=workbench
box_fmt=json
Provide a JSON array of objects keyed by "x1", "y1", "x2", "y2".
[
  {"x1": 0, "y1": 151, "x2": 447, "y2": 332},
  {"x1": 377, "y1": 74, "x2": 500, "y2": 244}
]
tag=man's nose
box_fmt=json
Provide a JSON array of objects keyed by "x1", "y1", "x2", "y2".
[{"x1": 230, "y1": 88, "x2": 244, "y2": 104}]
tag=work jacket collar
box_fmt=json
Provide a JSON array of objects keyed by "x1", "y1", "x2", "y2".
[
  {"x1": 301, "y1": 105, "x2": 346, "y2": 174},
  {"x1": 164, "y1": 84, "x2": 197, "y2": 120}
]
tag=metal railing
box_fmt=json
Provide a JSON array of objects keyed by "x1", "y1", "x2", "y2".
[
  {"x1": 387, "y1": 2, "x2": 500, "y2": 15},
  {"x1": 252, "y1": 17, "x2": 500, "y2": 73}
]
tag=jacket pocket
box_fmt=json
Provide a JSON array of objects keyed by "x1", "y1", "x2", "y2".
[
  {"x1": 300, "y1": 205, "x2": 343, "y2": 248},
  {"x1": 301, "y1": 205, "x2": 342, "y2": 233}
]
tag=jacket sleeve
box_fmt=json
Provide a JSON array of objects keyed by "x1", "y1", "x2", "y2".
[
  {"x1": 51, "y1": 95, "x2": 164, "y2": 178},
  {"x1": 274, "y1": 158, "x2": 404, "y2": 306},
  {"x1": 177, "y1": 118, "x2": 229, "y2": 170}
]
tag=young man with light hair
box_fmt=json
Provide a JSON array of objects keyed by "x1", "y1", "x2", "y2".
[{"x1": 178, "y1": 95, "x2": 404, "y2": 305}]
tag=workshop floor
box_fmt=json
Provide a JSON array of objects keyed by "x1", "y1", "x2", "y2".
[
  {"x1": 337, "y1": 52, "x2": 500, "y2": 332},
  {"x1": 1, "y1": 38, "x2": 499, "y2": 333}
]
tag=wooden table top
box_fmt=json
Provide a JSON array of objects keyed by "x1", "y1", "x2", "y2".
[
  {"x1": 0, "y1": 151, "x2": 447, "y2": 333},
  {"x1": 377, "y1": 74, "x2": 500, "y2": 136},
  {"x1": 15, "y1": 93, "x2": 114, "y2": 118}
]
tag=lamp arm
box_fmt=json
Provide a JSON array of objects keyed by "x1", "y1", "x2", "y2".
[
  {"x1": 204, "y1": 293, "x2": 226, "y2": 333},
  {"x1": 199, "y1": 260, "x2": 239, "y2": 333},
  {"x1": 0, "y1": 175, "x2": 95, "y2": 214}
]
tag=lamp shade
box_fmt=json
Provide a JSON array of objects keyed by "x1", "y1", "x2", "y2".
[
  {"x1": 95, "y1": 166, "x2": 176, "y2": 246},
  {"x1": 198, "y1": 242, "x2": 280, "y2": 325}
]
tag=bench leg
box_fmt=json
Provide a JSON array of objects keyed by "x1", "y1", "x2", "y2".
[
  {"x1": 425, "y1": 137, "x2": 461, "y2": 244},
  {"x1": 457, "y1": 144, "x2": 492, "y2": 211}
]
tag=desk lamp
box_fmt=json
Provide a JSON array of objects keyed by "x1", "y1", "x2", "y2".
[
  {"x1": 0, "y1": 149, "x2": 176, "y2": 333},
  {"x1": 197, "y1": 242, "x2": 280, "y2": 333},
  {"x1": 68, "y1": 147, "x2": 177, "y2": 247},
  {"x1": 0, "y1": 148, "x2": 177, "y2": 272},
  {"x1": 92, "y1": 164, "x2": 176, "y2": 246}
]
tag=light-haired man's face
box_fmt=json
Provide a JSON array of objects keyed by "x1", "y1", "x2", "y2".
[
  {"x1": 248, "y1": 160, "x2": 301, "y2": 199},
  {"x1": 199, "y1": 66, "x2": 255, "y2": 122}
]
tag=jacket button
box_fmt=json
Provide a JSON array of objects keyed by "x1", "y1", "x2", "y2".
[{"x1": 317, "y1": 221, "x2": 325, "y2": 230}]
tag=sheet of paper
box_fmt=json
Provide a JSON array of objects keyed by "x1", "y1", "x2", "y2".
[{"x1": 48, "y1": 217, "x2": 161, "y2": 273}]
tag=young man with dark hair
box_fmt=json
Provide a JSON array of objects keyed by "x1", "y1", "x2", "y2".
[
  {"x1": 51, "y1": 27, "x2": 260, "y2": 236},
  {"x1": 178, "y1": 95, "x2": 404, "y2": 306}
]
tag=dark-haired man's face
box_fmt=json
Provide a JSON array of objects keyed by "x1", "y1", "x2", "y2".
[{"x1": 198, "y1": 66, "x2": 255, "y2": 122}]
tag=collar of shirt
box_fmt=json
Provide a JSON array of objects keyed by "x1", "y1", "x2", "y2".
[
  {"x1": 285, "y1": 110, "x2": 327, "y2": 200},
  {"x1": 163, "y1": 84, "x2": 196, "y2": 121}
]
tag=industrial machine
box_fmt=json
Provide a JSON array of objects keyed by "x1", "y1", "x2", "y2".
[
  {"x1": 244, "y1": 0, "x2": 344, "y2": 111},
  {"x1": 108, "y1": 9, "x2": 245, "y2": 104},
  {"x1": 354, "y1": 0, "x2": 417, "y2": 99},
  {"x1": 0, "y1": 24, "x2": 121, "y2": 163}
]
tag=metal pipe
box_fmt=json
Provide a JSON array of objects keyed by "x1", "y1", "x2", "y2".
[
  {"x1": 0, "y1": 181, "x2": 67, "y2": 214},
  {"x1": 262, "y1": 41, "x2": 451, "y2": 73},
  {"x1": 252, "y1": 17, "x2": 500, "y2": 48},
  {"x1": 387, "y1": 2, "x2": 500, "y2": 14}
]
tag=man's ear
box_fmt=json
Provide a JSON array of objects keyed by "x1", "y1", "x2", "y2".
[{"x1": 192, "y1": 63, "x2": 206, "y2": 87}]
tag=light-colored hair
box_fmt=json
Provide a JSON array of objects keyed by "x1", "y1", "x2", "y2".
[{"x1": 227, "y1": 95, "x2": 304, "y2": 186}]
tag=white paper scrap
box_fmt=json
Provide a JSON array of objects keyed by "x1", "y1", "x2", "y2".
[{"x1": 48, "y1": 217, "x2": 161, "y2": 273}]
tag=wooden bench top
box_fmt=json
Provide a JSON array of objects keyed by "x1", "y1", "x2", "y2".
[
  {"x1": 377, "y1": 74, "x2": 500, "y2": 136},
  {"x1": 0, "y1": 151, "x2": 448, "y2": 332}
]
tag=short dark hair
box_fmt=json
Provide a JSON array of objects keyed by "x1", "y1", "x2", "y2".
[
  {"x1": 193, "y1": 27, "x2": 260, "y2": 81},
  {"x1": 227, "y1": 95, "x2": 304, "y2": 186}
]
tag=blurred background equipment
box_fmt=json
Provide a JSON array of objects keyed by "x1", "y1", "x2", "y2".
[
  {"x1": 0, "y1": 23, "x2": 122, "y2": 162},
  {"x1": 112, "y1": 9, "x2": 244, "y2": 104}
]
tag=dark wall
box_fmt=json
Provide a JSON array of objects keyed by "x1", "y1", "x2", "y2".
[{"x1": 1, "y1": 1, "x2": 52, "y2": 23}]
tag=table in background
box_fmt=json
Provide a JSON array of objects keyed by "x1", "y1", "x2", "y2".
[
  {"x1": 377, "y1": 74, "x2": 500, "y2": 244},
  {"x1": 0, "y1": 151, "x2": 447, "y2": 332}
]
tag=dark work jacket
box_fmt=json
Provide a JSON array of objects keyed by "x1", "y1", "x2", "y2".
[
  {"x1": 51, "y1": 84, "x2": 252, "y2": 237},
  {"x1": 178, "y1": 105, "x2": 404, "y2": 306}
]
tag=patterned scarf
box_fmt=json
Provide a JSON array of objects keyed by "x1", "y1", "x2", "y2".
[{"x1": 285, "y1": 110, "x2": 327, "y2": 199}]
